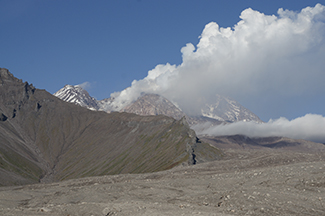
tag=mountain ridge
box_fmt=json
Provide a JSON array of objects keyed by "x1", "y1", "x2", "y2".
[
  {"x1": 54, "y1": 84, "x2": 262, "y2": 125},
  {"x1": 0, "y1": 68, "x2": 222, "y2": 186}
]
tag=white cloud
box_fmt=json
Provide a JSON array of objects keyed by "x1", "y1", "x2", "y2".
[
  {"x1": 194, "y1": 114, "x2": 325, "y2": 143},
  {"x1": 110, "y1": 4, "x2": 325, "y2": 118},
  {"x1": 110, "y1": 63, "x2": 178, "y2": 110},
  {"x1": 76, "y1": 81, "x2": 91, "y2": 90}
]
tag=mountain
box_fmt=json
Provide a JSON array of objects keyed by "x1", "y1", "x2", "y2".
[
  {"x1": 53, "y1": 86, "x2": 187, "y2": 118},
  {"x1": 121, "y1": 94, "x2": 186, "y2": 120},
  {"x1": 199, "y1": 94, "x2": 262, "y2": 123},
  {"x1": 53, "y1": 84, "x2": 117, "y2": 112},
  {"x1": 54, "y1": 86, "x2": 262, "y2": 125},
  {"x1": 0, "y1": 68, "x2": 222, "y2": 186},
  {"x1": 53, "y1": 84, "x2": 100, "y2": 110}
]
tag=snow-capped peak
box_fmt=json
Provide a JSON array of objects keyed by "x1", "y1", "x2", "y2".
[
  {"x1": 54, "y1": 86, "x2": 262, "y2": 124},
  {"x1": 200, "y1": 95, "x2": 262, "y2": 123},
  {"x1": 54, "y1": 85, "x2": 99, "y2": 110}
]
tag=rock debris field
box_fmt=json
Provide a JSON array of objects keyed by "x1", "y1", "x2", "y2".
[{"x1": 0, "y1": 148, "x2": 324, "y2": 216}]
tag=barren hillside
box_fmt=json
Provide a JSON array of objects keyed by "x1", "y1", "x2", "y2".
[{"x1": 0, "y1": 68, "x2": 221, "y2": 186}]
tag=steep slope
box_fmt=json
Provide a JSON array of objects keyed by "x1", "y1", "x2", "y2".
[{"x1": 0, "y1": 68, "x2": 222, "y2": 186}]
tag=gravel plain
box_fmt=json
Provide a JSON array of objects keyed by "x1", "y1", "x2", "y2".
[{"x1": 1, "y1": 147, "x2": 324, "y2": 216}]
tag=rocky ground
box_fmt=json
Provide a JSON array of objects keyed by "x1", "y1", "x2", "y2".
[{"x1": 0, "y1": 147, "x2": 324, "y2": 216}]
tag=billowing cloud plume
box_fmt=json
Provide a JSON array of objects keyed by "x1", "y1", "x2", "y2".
[
  {"x1": 193, "y1": 114, "x2": 325, "y2": 143},
  {"x1": 110, "y1": 4, "x2": 325, "y2": 117}
]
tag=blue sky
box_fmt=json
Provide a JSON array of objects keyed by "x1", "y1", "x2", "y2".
[{"x1": 0, "y1": 0, "x2": 324, "y2": 122}]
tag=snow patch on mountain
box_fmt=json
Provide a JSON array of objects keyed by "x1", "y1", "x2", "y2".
[
  {"x1": 53, "y1": 85, "x2": 100, "y2": 110},
  {"x1": 200, "y1": 95, "x2": 262, "y2": 123},
  {"x1": 54, "y1": 86, "x2": 262, "y2": 124}
]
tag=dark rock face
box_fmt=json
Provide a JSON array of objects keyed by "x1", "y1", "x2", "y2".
[
  {"x1": 0, "y1": 68, "x2": 222, "y2": 186},
  {"x1": 0, "y1": 113, "x2": 7, "y2": 121}
]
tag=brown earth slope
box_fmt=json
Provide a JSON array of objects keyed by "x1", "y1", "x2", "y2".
[{"x1": 0, "y1": 68, "x2": 222, "y2": 186}]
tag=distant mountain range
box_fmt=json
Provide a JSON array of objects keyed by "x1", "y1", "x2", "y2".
[
  {"x1": 54, "y1": 84, "x2": 263, "y2": 127},
  {"x1": 0, "y1": 68, "x2": 221, "y2": 186}
]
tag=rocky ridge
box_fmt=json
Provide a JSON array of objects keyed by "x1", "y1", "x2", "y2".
[{"x1": 0, "y1": 68, "x2": 222, "y2": 186}]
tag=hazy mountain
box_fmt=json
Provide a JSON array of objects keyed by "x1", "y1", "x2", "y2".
[
  {"x1": 121, "y1": 94, "x2": 186, "y2": 120},
  {"x1": 54, "y1": 86, "x2": 262, "y2": 125},
  {"x1": 199, "y1": 94, "x2": 262, "y2": 123},
  {"x1": 0, "y1": 68, "x2": 222, "y2": 186}
]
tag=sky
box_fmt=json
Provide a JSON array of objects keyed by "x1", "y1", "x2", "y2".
[{"x1": 1, "y1": 0, "x2": 325, "y2": 141}]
